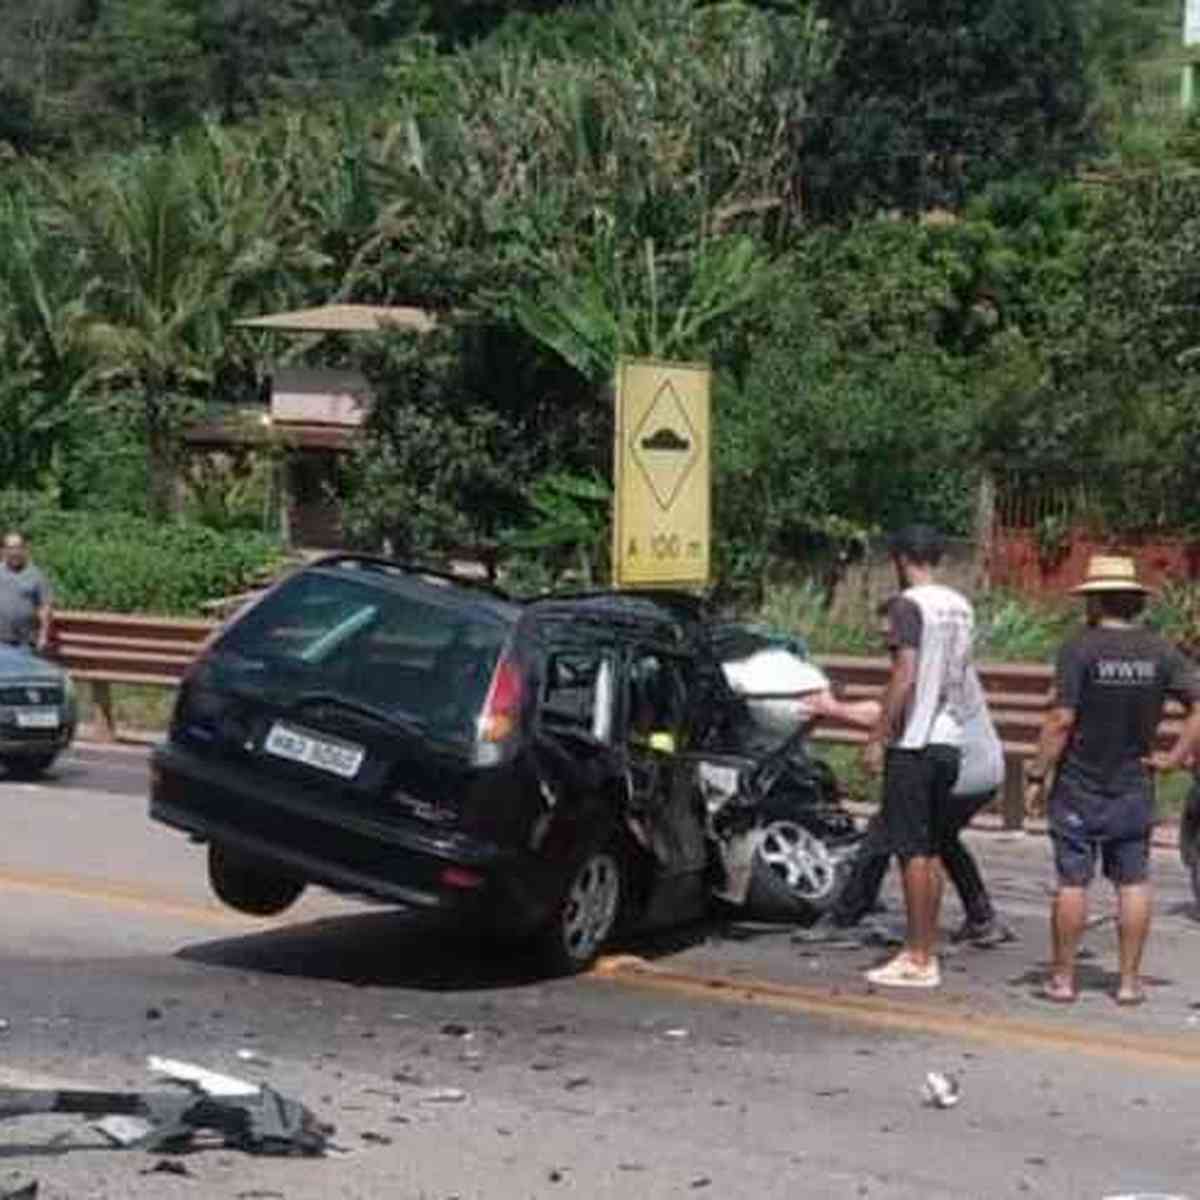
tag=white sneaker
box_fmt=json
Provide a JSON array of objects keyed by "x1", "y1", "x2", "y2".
[{"x1": 865, "y1": 953, "x2": 941, "y2": 988}]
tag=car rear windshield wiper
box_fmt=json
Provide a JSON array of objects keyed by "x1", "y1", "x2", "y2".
[{"x1": 290, "y1": 691, "x2": 427, "y2": 736}]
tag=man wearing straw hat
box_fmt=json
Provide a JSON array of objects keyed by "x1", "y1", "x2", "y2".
[{"x1": 1027, "y1": 555, "x2": 1200, "y2": 1006}]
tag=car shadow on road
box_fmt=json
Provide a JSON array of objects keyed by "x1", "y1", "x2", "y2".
[
  {"x1": 177, "y1": 909, "x2": 725, "y2": 991},
  {"x1": 177, "y1": 910, "x2": 561, "y2": 991}
]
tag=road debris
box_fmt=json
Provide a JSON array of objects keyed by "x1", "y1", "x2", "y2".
[
  {"x1": 422, "y1": 1088, "x2": 468, "y2": 1105},
  {"x1": 0, "y1": 1057, "x2": 332, "y2": 1156},
  {"x1": 0, "y1": 1183, "x2": 37, "y2": 1200},
  {"x1": 663, "y1": 1028, "x2": 690, "y2": 1040},
  {"x1": 141, "y1": 1159, "x2": 191, "y2": 1177},
  {"x1": 921, "y1": 1072, "x2": 961, "y2": 1109}
]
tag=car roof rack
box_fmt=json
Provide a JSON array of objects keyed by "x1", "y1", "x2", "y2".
[{"x1": 306, "y1": 553, "x2": 514, "y2": 603}]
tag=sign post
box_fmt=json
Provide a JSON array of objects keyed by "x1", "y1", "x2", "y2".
[{"x1": 612, "y1": 357, "x2": 711, "y2": 590}]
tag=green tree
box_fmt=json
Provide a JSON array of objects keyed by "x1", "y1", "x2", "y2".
[
  {"x1": 46, "y1": 129, "x2": 299, "y2": 517},
  {"x1": 0, "y1": 180, "x2": 92, "y2": 487},
  {"x1": 804, "y1": 0, "x2": 1093, "y2": 219},
  {"x1": 81, "y1": 0, "x2": 207, "y2": 141}
]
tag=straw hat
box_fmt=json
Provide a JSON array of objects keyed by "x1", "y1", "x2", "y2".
[{"x1": 1070, "y1": 554, "x2": 1153, "y2": 595}]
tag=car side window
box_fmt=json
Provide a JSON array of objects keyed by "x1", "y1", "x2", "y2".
[
  {"x1": 539, "y1": 650, "x2": 615, "y2": 744},
  {"x1": 626, "y1": 652, "x2": 688, "y2": 749}
]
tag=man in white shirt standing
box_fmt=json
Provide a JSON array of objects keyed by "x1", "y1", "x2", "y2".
[{"x1": 862, "y1": 525, "x2": 974, "y2": 988}]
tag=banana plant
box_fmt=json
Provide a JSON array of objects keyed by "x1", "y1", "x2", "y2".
[{"x1": 502, "y1": 470, "x2": 612, "y2": 587}]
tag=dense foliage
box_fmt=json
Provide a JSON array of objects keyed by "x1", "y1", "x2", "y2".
[
  {"x1": 0, "y1": 0, "x2": 1196, "y2": 610},
  {"x1": 0, "y1": 491, "x2": 284, "y2": 614}
]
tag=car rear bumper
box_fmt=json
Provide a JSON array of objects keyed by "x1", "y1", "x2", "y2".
[{"x1": 150, "y1": 741, "x2": 548, "y2": 930}]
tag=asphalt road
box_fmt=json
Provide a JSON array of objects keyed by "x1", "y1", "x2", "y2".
[{"x1": 1, "y1": 745, "x2": 1199, "y2": 1199}]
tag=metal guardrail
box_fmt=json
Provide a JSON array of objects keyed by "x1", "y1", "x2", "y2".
[
  {"x1": 47, "y1": 613, "x2": 1185, "y2": 829},
  {"x1": 51, "y1": 610, "x2": 216, "y2": 741},
  {"x1": 814, "y1": 655, "x2": 1187, "y2": 829}
]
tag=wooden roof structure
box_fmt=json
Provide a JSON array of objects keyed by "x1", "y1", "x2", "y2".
[{"x1": 234, "y1": 304, "x2": 438, "y2": 335}]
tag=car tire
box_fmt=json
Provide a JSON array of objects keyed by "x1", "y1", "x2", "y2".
[
  {"x1": 538, "y1": 846, "x2": 624, "y2": 976},
  {"x1": 743, "y1": 819, "x2": 851, "y2": 924},
  {"x1": 1, "y1": 753, "x2": 59, "y2": 780},
  {"x1": 207, "y1": 843, "x2": 306, "y2": 917}
]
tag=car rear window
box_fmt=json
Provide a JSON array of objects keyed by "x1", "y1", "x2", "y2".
[{"x1": 211, "y1": 567, "x2": 513, "y2": 738}]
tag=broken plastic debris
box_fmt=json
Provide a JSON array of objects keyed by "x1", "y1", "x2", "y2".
[
  {"x1": 422, "y1": 1088, "x2": 468, "y2": 1104},
  {"x1": 663, "y1": 1028, "x2": 690, "y2": 1040},
  {"x1": 0, "y1": 1058, "x2": 333, "y2": 1156},
  {"x1": 921, "y1": 1072, "x2": 961, "y2": 1109},
  {"x1": 94, "y1": 1115, "x2": 157, "y2": 1146},
  {"x1": 148, "y1": 1056, "x2": 258, "y2": 1097}
]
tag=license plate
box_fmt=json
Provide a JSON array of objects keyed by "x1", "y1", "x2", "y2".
[
  {"x1": 16, "y1": 707, "x2": 59, "y2": 729},
  {"x1": 263, "y1": 722, "x2": 364, "y2": 779}
]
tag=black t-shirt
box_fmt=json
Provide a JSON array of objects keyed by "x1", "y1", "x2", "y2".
[{"x1": 1054, "y1": 625, "x2": 1200, "y2": 793}]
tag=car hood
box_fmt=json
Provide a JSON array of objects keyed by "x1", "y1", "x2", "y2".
[{"x1": 0, "y1": 645, "x2": 66, "y2": 682}]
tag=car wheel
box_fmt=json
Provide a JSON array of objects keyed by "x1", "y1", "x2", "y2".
[
  {"x1": 744, "y1": 819, "x2": 850, "y2": 923},
  {"x1": 207, "y1": 843, "x2": 306, "y2": 917},
  {"x1": 1, "y1": 753, "x2": 59, "y2": 780},
  {"x1": 539, "y1": 847, "x2": 624, "y2": 975}
]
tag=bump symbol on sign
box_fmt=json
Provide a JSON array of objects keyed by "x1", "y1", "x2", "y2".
[{"x1": 631, "y1": 379, "x2": 701, "y2": 512}]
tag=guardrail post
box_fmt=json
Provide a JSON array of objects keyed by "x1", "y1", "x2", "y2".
[
  {"x1": 90, "y1": 681, "x2": 117, "y2": 743},
  {"x1": 1001, "y1": 754, "x2": 1025, "y2": 831}
]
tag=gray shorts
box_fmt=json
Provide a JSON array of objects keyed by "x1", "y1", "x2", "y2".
[
  {"x1": 1051, "y1": 826, "x2": 1149, "y2": 887},
  {"x1": 1049, "y1": 769, "x2": 1153, "y2": 888}
]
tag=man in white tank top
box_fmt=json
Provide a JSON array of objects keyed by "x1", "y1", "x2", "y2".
[{"x1": 862, "y1": 526, "x2": 974, "y2": 988}]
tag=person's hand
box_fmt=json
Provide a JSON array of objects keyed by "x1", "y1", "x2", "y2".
[
  {"x1": 862, "y1": 740, "x2": 884, "y2": 777},
  {"x1": 1143, "y1": 752, "x2": 1179, "y2": 773}
]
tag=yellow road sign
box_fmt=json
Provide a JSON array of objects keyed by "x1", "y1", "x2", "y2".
[{"x1": 612, "y1": 357, "x2": 710, "y2": 589}]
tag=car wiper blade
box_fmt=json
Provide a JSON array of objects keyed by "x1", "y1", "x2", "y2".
[{"x1": 291, "y1": 691, "x2": 426, "y2": 735}]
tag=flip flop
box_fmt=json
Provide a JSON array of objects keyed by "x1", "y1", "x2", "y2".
[
  {"x1": 1115, "y1": 990, "x2": 1146, "y2": 1007},
  {"x1": 1040, "y1": 980, "x2": 1078, "y2": 1004}
]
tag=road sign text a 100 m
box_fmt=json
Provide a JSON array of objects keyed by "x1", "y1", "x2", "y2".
[{"x1": 613, "y1": 357, "x2": 711, "y2": 589}]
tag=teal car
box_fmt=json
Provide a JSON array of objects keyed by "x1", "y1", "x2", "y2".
[{"x1": 0, "y1": 645, "x2": 77, "y2": 778}]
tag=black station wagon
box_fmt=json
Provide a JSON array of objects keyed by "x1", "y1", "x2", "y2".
[{"x1": 150, "y1": 555, "x2": 857, "y2": 972}]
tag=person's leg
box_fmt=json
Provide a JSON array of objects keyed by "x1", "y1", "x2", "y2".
[
  {"x1": 1106, "y1": 834, "x2": 1152, "y2": 1005},
  {"x1": 901, "y1": 853, "x2": 938, "y2": 966},
  {"x1": 939, "y1": 791, "x2": 997, "y2": 930},
  {"x1": 919, "y1": 747, "x2": 961, "y2": 957},
  {"x1": 1047, "y1": 830, "x2": 1094, "y2": 999},
  {"x1": 1049, "y1": 886, "x2": 1087, "y2": 996},
  {"x1": 831, "y1": 812, "x2": 891, "y2": 927},
  {"x1": 1115, "y1": 883, "x2": 1152, "y2": 1003},
  {"x1": 867, "y1": 750, "x2": 940, "y2": 985}
]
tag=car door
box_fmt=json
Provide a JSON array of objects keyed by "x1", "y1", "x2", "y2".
[
  {"x1": 526, "y1": 638, "x2": 625, "y2": 859},
  {"x1": 621, "y1": 647, "x2": 709, "y2": 899}
]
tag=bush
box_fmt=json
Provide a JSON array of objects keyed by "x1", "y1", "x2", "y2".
[{"x1": 0, "y1": 491, "x2": 285, "y2": 614}]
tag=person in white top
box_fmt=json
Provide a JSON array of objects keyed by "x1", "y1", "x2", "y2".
[{"x1": 862, "y1": 525, "x2": 975, "y2": 988}]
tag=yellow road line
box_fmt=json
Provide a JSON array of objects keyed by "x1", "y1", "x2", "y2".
[
  {"x1": 590, "y1": 954, "x2": 1200, "y2": 1072},
  {"x1": 0, "y1": 869, "x2": 261, "y2": 929}
]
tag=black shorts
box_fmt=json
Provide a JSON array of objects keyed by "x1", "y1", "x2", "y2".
[{"x1": 881, "y1": 745, "x2": 961, "y2": 860}]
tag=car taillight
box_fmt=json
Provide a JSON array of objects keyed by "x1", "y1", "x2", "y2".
[{"x1": 477, "y1": 653, "x2": 522, "y2": 744}]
